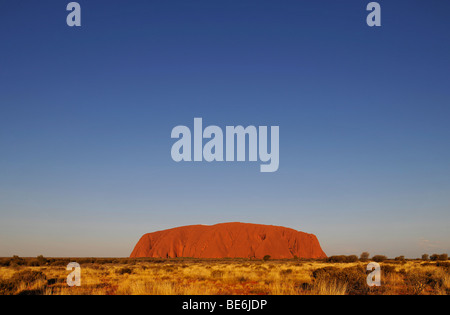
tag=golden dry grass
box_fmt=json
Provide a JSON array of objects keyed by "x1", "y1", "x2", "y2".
[{"x1": 0, "y1": 259, "x2": 449, "y2": 295}]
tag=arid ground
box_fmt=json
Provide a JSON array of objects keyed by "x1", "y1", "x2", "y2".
[{"x1": 0, "y1": 257, "x2": 449, "y2": 295}]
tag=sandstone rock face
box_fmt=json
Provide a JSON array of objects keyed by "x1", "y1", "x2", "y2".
[{"x1": 130, "y1": 222, "x2": 326, "y2": 259}]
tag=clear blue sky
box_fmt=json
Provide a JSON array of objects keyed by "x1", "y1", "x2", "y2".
[{"x1": 0, "y1": 0, "x2": 449, "y2": 258}]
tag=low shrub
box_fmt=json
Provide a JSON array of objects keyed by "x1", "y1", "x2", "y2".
[
  {"x1": 10, "y1": 270, "x2": 47, "y2": 284},
  {"x1": 372, "y1": 255, "x2": 388, "y2": 262},
  {"x1": 210, "y1": 270, "x2": 224, "y2": 278},
  {"x1": 360, "y1": 252, "x2": 370, "y2": 261},
  {"x1": 326, "y1": 255, "x2": 358, "y2": 263},
  {"x1": 382, "y1": 264, "x2": 396, "y2": 276},
  {"x1": 116, "y1": 267, "x2": 133, "y2": 275},
  {"x1": 280, "y1": 269, "x2": 293, "y2": 276},
  {"x1": 312, "y1": 266, "x2": 368, "y2": 295}
]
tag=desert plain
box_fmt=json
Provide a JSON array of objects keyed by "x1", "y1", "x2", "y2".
[{"x1": 0, "y1": 256, "x2": 449, "y2": 295}]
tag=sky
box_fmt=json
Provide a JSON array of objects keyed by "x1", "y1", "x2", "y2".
[{"x1": 0, "y1": 0, "x2": 449, "y2": 258}]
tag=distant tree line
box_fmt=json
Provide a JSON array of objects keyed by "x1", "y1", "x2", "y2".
[
  {"x1": 324, "y1": 252, "x2": 449, "y2": 263},
  {"x1": 0, "y1": 255, "x2": 152, "y2": 267},
  {"x1": 422, "y1": 253, "x2": 448, "y2": 261},
  {"x1": 1, "y1": 253, "x2": 448, "y2": 266}
]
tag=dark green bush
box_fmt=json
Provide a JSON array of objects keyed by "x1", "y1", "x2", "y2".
[
  {"x1": 326, "y1": 255, "x2": 358, "y2": 263},
  {"x1": 372, "y1": 255, "x2": 388, "y2": 262},
  {"x1": 438, "y1": 254, "x2": 448, "y2": 261},
  {"x1": 326, "y1": 256, "x2": 346, "y2": 263},
  {"x1": 346, "y1": 255, "x2": 359, "y2": 263},
  {"x1": 430, "y1": 254, "x2": 439, "y2": 261},
  {"x1": 360, "y1": 252, "x2": 370, "y2": 261}
]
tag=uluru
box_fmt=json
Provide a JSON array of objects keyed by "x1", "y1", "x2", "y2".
[{"x1": 130, "y1": 222, "x2": 326, "y2": 259}]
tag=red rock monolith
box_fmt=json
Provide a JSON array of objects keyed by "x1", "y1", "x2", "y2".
[{"x1": 130, "y1": 222, "x2": 326, "y2": 259}]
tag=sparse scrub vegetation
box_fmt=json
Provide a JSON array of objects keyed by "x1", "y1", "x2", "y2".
[{"x1": 0, "y1": 257, "x2": 448, "y2": 295}]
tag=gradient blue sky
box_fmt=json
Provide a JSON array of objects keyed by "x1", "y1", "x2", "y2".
[{"x1": 1, "y1": 1, "x2": 449, "y2": 258}]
